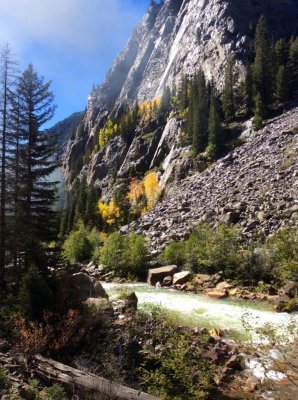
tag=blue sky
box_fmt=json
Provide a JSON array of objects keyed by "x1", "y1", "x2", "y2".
[{"x1": 0, "y1": 0, "x2": 149, "y2": 127}]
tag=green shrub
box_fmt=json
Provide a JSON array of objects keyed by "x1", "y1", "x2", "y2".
[
  {"x1": 135, "y1": 307, "x2": 214, "y2": 400},
  {"x1": 0, "y1": 366, "x2": 11, "y2": 393},
  {"x1": 19, "y1": 267, "x2": 54, "y2": 321},
  {"x1": 100, "y1": 233, "x2": 148, "y2": 277},
  {"x1": 265, "y1": 227, "x2": 298, "y2": 283},
  {"x1": 87, "y1": 228, "x2": 106, "y2": 262},
  {"x1": 161, "y1": 241, "x2": 186, "y2": 266},
  {"x1": 42, "y1": 384, "x2": 68, "y2": 400},
  {"x1": 184, "y1": 224, "x2": 241, "y2": 276},
  {"x1": 62, "y1": 222, "x2": 93, "y2": 264}
]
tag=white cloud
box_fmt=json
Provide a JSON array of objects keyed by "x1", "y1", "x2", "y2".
[{"x1": 0, "y1": 0, "x2": 143, "y2": 53}]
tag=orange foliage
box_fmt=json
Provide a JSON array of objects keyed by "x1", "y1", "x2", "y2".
[{"x1": 15, "y1": 310, "x2": 87, "y2": 355}]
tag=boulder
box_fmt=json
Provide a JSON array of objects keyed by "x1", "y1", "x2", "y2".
[
  {"x1": 280, "y1": 281, "x2": 297, "y2": 298},
  {"x1": 147, "y1": 265, "x2": 178, "y2": 285},
  {"x1": 173, "y1": 271, "x2": 191, "y2": 285},
  {"x1": 115, "y1": 291, "x2": 138, "y2": 311},
  {"x1": 72, "y1": 272, "x2": 96, "y2": 301},
  {"x1": 207, "y1": 291, "x2": 228, "y2": 299},
  {"x1": 223, "y1": 211, "x2": 240, "y2": 224},
  {"x1": 57, "y1": 272, "x2": 108, "y2": 307},
  {"x1": 195, "y1": 274, "x2": 212, "y2": 284},
  {"x1": 212, "y1": 272, "x2": 224, "y2": 285},
  {"x1": 163, "y1": 275, "x2": 173, "y2": 286},
  {"x1": 229, "y1": 288, "x2": 239, "y2": 296},
  {"x1": 94, "y1": 281, "x2": 109, "y2": 299},
  {"x1": 216, "y1": 281, "x2": 233, "y2": 291},
  {"x1": 275, "y1": 299, "x2": 298, "y2": 313},
  {"x1": 85, "y1": 298, "x2": 113, "y2": 316},
  {"x1": 124, "y1": 292, "x2": 138, "y2": 310}
]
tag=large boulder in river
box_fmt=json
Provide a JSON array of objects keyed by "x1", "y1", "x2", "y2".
[
  {"x1": 94, "y1": 281, "x2": 109, "y2": 299},
  {"x1": 173, "y1": 271, "x2": 191, "y2": 285},
  {"x1": 147, "y1": 265, "x2": 177, "y2": 285},
  {"x1": 56, "y1": 271, "x2": 108, "y2": 309},
  {"x1": 71, "y1": 273, "x2": 108, "y2": 302}
]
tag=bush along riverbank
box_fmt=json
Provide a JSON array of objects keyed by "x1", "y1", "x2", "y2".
[{"x1": 78, "y1": 224, "x2": 298, "y2": 313}]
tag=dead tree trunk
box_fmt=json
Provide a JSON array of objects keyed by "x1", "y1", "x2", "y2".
[{"x1": 33, "y1": 355, "x2": 159, "y2": 400}]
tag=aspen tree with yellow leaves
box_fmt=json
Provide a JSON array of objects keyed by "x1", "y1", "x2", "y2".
[
  {"x1": 98, "y1": 199, "x2": 121, "y2": 227},
  {"x1": 144, "y1": 172, "x2": 160, "y2": 210},
  {"x1": 126, "y1": 178, "x2": 146, "y2": 216},
  {"x1": 126, "y1": 172, "x2": 160, "y2": 216},
  {"x1": 98, "y1": 120, "x2": 119, "y2": 148}
]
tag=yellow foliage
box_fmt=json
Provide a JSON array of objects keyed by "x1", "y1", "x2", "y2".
[
  {"x1": 98, "y1": 199, "x2": 121, "y2": 226},
  {"x1": 127, "y1": 178, "x2": 144, "y2": 202},
  {"x1": 126, "y1": 178, "x2": 146, "y2": 215},
  {"x1": 127, "y1": 172, "x2": 160, "y2": 215},
  {"x1": 144, "y1": 172, "x2": 160, "y2": 210},
  {"x1": 139, "y1": 98, "x2": 161, "y2": 121},
  {"x1": 99, "y1": 120, "x2": 119, "y2": 148}
]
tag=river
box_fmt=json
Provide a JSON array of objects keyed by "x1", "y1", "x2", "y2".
[{"x1": 102, "y1": 282, "x2": 298, "y2": 341}]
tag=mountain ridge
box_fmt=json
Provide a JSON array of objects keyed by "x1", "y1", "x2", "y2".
[{"x1": 63, "y1": 0, "x2": 298, "y2": 193}]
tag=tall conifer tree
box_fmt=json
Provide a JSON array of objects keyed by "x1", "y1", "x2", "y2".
[
  {"x1": 222, "y1": 55, "x2": 236, "y2": 120},
  {"x1": 16, "y1": 65, "x2": 57, "y2": 264},
  {"x1": 0, "y1": 45, "x2": 17, "y2": 289},
  {"x1": 191, "y1": 70, "x2": 208, "y2": 155},
  {"x1": 253, "y1": 16, "x2": 273, "y2": 114},
  {"x1": 207, "y1": 90, "x2": 221, "y2": 160}
]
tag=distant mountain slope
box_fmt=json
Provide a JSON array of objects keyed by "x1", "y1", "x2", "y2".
[
  {"x1": 47, "y1": 111, "x2": 84, "y2": 159},
  {"x1": 123, "y1": 106, "x2": 298, "y2": 251}
]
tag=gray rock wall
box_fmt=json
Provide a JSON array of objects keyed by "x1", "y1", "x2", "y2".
[
  {"x1": 123, "y1": 107, "x2": 298, "y2": 251},
  {"x1": 63, "y1": 0, "x2": 298, "y2": 198}
]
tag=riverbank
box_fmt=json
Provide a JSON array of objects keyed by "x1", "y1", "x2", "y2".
[
  {"x1": 102, "y1": 281, "x2": 298, "y2": 399},
  {"x1": 83, "y1": 262, "x2": 298, "y2": 313}
]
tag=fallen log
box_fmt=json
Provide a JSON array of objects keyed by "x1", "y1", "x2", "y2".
[{"x1": 33, "y1": 355, "x2": 159, "y2": 400}]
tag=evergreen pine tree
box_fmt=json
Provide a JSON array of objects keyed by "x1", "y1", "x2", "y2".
[
  {"x1": 288, "y1": 37, "x2": 298, "y2": 95},
  {"x1": 191, "y1": 71, "x2": 208, "y2": 155},
  {"x1": 222, "y1": 55, "x2": 236, "y2": 120},
  {"x1": 85, "y1": 184, "x2": 100, "y2": 228},
  {"x1": 276, "y1": 65, "x2": 290, "y2": 103},
  {"x1": 275, "y1": 38, "x2": 289, "y2": 68},
  {"x1": 254, "y1": 92, "x2": 265, "y2": 130},
  {"x1": 253, "y1": 16, "x2": 273, "y2": 114},
  {"x1": 178, "y1": 75, "x2": 189, "y2": 110},
  {"x1": 0, "y1": 45, "x2": 17, "y2": 290},
  {"x1": 245, "y1": 64, "x2": 254, "y2": 116},
  {"x1": 207, "y1": 90, "x2": 221, "y2": 160},
  {"x1": 16, "y1": 65, "x2": 57, "y2": 263},
  {"x1": 159, "y1": 86, "x2": 172, "y2": 115}
]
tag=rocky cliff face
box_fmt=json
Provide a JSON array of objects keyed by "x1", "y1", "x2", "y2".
[
  {"x1": 123, "y1": 107, "x2": 298, "y2": 252},
  {"x1": 63, "y1": 0, "x2": 298, "y2": 207}
]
